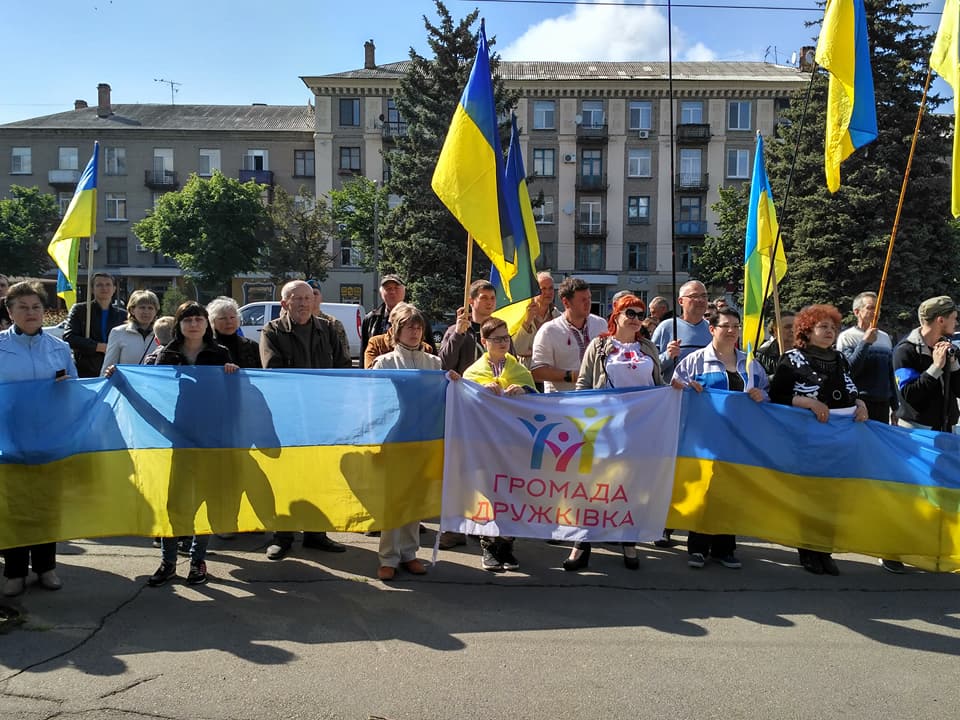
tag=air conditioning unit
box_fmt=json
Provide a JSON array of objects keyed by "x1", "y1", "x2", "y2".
[
  {"x1": 563, "y1": 153, "x2": 577, "y2": 163},
  {"x1": 638, "y1": 130, "x2": 650, "y2": 139}
]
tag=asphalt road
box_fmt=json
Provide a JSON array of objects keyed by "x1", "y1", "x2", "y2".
[{"x1": 1, "y1": 530, "x2": 958, "y2": 720}]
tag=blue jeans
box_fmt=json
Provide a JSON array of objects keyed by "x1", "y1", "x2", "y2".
[{"x1": 160, "y1": 535, "x2": 209, "y2": 565}]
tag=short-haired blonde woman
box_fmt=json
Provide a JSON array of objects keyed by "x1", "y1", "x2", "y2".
[{"x1": 101, "y1": 289, "x2": 159, "y2": 374}]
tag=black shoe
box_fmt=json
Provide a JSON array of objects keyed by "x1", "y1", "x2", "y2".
[
  {"x1": 364, "y1": 531, "x2": 381, "y2": 537},
  {"x1": 799, "y1": 550, "x2": 823, "y2": 575},
  {"x1": 498, "y1": 545, "x2": 520, "y2": 571},
  {"x1": 177, "y1": 537, "x2": 192, "y2": 556},
  {"x1": 302, "y1": 534, "x2": 347, "y2": 553},
  {"x1": 562, "y1": 545, "x2": 591, "y2": 572},
  {"x1": 266, "y1": 542, "x2": 291, "y2": 560},
  {"x1": 186, "y1": 561, "x2": 208, "y2": 585},
  {"x1": 819, "y1": 553, "x2": 840, "y2": 576},
  {"x1": 147, "y1": 561, "x2": 177, "y2": 587},
  {"x1": 623, "y1": 546, "x2": 639, "y2": 570},
  {"x1": 880, "y1": 559, "x2": 906, "y2": 574},
  {"x1": 653, "y1": 530, "x2": 675, "y2": 548},
  {"x1": 481, "y1": 546, "x2": 504, "y2": 572}
]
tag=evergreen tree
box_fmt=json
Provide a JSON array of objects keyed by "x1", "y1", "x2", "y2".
[
  {"x1": 764, "y1": 0, "x2": 960, "y2": 337},
  {"x1": 380, "y1": 0, "x2": 518, "y2": 319}
]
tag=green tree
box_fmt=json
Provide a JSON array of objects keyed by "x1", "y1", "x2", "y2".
[
  {"x1": 329, "y1": 177, "x2": 388, "y2": 272},
  {"x1": 160, "y1": 283, "x2": 189, "y2": 315},
  {"x1": 133, "y1": 171, "x2": 270, "y2": 293},
  {"x1": 762, "y1": 0, "x2": 960, "y2": 336},
  {"x1": 260, "y1": 186, "x2": 333, "y2": 285},
  {"x1": 0, "y1": 186, "x2": 60, "y2": 276},
  {"x1": 694, "y1": 183, "x2": 751, "y2": 301},
  {"x1": 380, "y1": 0, "x2": 518, "y2": 319}
]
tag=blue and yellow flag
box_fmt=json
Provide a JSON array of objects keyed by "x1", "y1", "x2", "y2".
[
  {"x1": 431, "y1": 20, "x2": 516, "y2": 285},
  {"x1": 742, "y1": 133, "x2": 787, "y2": 359},
  {"x1": 814, "y1": 0, "x2": 877, "y2": 192},
  {"x1": 931, "y1": 0, "x2": 960, "y2": 217},
  {"x1": 492, "y1": 114, "x2": 541, "y2": 334},
  {"x1": 47, "y1": 142, "x2": 99, "y2": 308}
]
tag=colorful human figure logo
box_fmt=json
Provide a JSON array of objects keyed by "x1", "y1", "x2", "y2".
[{"x1": 519, "y1": 407, "x2": 613, "y2": 474}]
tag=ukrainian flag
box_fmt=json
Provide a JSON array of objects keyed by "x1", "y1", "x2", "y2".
[
  {"x1": 931, "y1": 0, "x2": 960, "y2": 217},
  {"x1": 814, "y1": 0, "x2": 878, "y2": 192},
  {"x1": 47, "y1": 142, "x2": 99, "y2": 308},
  {"x1": 492, "y1": 114, "x2": 540, "y2": 334},
  {"x1": 432, "y1": 20, "x2": 517, "y2": 285},
  {"x1": 742, "y1": 133, "x2": 786, "y2": 359}
]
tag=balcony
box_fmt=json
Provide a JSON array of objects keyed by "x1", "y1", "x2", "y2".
[
  {"x1": 239, "y1": 169, "x2": 274, "y2": 185},
  {"x1": 676, "y1": 123, "x2": 711, "y2": 143},
  {"x1": 675, "y1": 221, "x2": 708, "y2": 236},
  {"x1": 675, "y1": 172, "x2": 709, "y2": 192},
  {"x1": 576, "y1": 173, "x2": 608, "y2": 192},
  {"x1": 381, "y1": 121, "x2": 408, "y2": 140},
  {"x1": 48, "y1": 169, "x2": 79, "y2": 188},
  {"x1": 576, "y1": 122, "x2": 608, "y2": 142},
  {"x1": 576, "y1": 221, "x2": 607, "y2": 238},
  {"x1": 144, "y1": 170, "x2": 179, "y2": 190}
]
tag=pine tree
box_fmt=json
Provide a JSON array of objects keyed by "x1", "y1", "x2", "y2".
[
  {"x1": 380, "y1": 0, "x2": 518, "y2": 319},
  {"x1": 765, "y1": 0, "x2": 960, "y2": 336}
]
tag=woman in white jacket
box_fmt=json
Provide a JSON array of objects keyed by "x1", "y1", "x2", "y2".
[{"x1": 101, "y1": 290, "x2": 159, "y2": 374}]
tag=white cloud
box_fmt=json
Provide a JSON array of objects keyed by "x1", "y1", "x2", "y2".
[{"x1": 500, "y1": 1, "x2": 718, "y2": 62}]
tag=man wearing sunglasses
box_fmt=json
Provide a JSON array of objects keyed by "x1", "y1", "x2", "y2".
[{"x1": 650, "y1": 280, "x2": 712, "y2": 382}]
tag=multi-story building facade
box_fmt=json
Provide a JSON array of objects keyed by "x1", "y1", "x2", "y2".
[
  {"x1": 303, "y1": 44, "x2": 809, "y2": 312},
  {"x1": 0, "y1": 84, "x2": 315, "y2": 304}
]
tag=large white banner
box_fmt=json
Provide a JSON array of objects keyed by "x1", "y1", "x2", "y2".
[{"x1": 441, "y1": 380, "x2": 682, "y2": 542}]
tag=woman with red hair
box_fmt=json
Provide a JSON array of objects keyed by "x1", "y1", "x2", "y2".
[
  {"x1": 769, "y1": 304, "x2": 868, "y2": 576},
  {"x1": 562, "y1": 294, "x2": 665, "y2": 572}
]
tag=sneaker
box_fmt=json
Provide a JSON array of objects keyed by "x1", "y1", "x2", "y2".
[
  {"x1": 266, "y1": 543, "x2": 291, "y2": 560},
  {"x1": 880, "y1": 558, "x2": 906, "y2": 574},
  {"x1": 716, "y1": 554, "x2": 742, "y2": 569},
  {"x1": 499, "y1": 548, "x2": 520, "y2": 571},
  {"x1": 688, "y1": 552, "x2": 706, "y2": 569},
  {"x1": 147, "y1": 561, "x2": 177, "y2": 587},
  {"x1": 152, "y1": 537, "x2": 161, "y2": 549},
  {"x1": 186, "y1": 561, "x2": 208, "y2": 585},
  {"x1": 481, "y1": 546, "x2": 504, "y2": 572},
  {"x1": 654, "y1": 530, "x2": 675, "y2": 548},
  {"x1": 2, "y1": 577, "x2": 25, "y2": 597},
  {"x1": 38, "y1": 570, "x2": 63, "y2": 590}
]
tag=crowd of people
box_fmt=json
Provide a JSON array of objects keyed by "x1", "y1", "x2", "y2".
[{"x1": 1, "y1": 268, "x2": 958, "y2": 598}]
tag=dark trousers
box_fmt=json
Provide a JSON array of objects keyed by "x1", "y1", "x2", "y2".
[
  {"x1": 272, "y1": 531, "x2": 327, "y2": 547},
  {"x1": 3, "y1": 543, "x2": 56, "y2": 578},
  {"x1": 863, "y1": 398, "x2": 890, "y2": 423},
  {"x1": 687, "y1": 532, "x2": 735, "y2": 558}
]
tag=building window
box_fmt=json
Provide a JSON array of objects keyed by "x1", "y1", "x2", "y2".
[
  {"x1": 627, "y1": 148, "x2": 652, "y2": 177},
  {"x1": 679, "y1": 197, "x2": 704, "y2": 225},
  {"x1": 59, "y1": 147, "x2": 79, "y2": 170},
  {"x1": 384, "y1": 98, "x2": 406, "y2": 136},
  {"x1": 104, "y1": 147, "x2": 126, "y2": 175},
  {"x1": 679, "y1": 148, "x2": 703, "y2": 187},
  {"x1": 680, "y1": 101, "x2": 703, "y2": 124},
  {"x1": 576, "y1": 240, "x2": 603, "y2": 271},
  {"x1": 11, "y1": 147, "x2": 31, "y2": 174},
  {"x1": 339, "y1": 147, "x2": 361, "y2": 172},
  {"x1": 581, "y1": 149, "x2": 602, "y2": 179},
  {"x1": 627, "y1": 242, "x2": 648, "y2": 271},
  {"x1": 339, "y1": 98, "x2": 360, "y2": 126},
  {"x1": 57, "y1": 192, "x2": 72, "y2": 216},
  {"x1": 199, "y1": 149, "x2": 221, "y2": 176},
  {"x1": 533, "y1": 148, "x2": 555, "y2": 177},
  {"x1": 106, "y1": 237, "x2": 128, "y2": 266},
  {"x1": 627, "y1": 196, "x2": 650, "y2": 225},
  {"x1": 579, "y1": 198, "x2": 602, "y2": 234},
  {"x1": 533, "y1": 100, "x2": 555, "y2": 130},
  {"x1": 679, "y1": 242, "x2": 697, "y2": 271},
  {"x1": 105, "y1": 193, "x2": 127, "y2": 221},
  {"x1": 728, "y1": 101, "x2": 752, "y2": 130},
  {"x1": 534, "y1": 196, "x2": 555, "y2": 224},
  {"x1": 629, "y1": 101, "x2": 652, "y2": 131},
  {"x1": 295, "y1": 150, "x2": 315, "y2": 177},
  {"x1": 727, "y1": 149, "x2": 750, "y2": 178},
  {"x1": 581, "y1": 100, "x2": 604, "y2": 129},
  {"x1": 242, "y1": 150, "x2": 268, "y2": 171},
  {"x1": 340, "y1": 238, "x2": 361, "y2": 267}
]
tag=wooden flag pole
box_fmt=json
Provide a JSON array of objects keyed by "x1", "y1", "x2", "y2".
[
  {"x1": 463, "y1": 232, "x2": 474, "y2": 313},
  {"x1": 873, "y1": 66, "x2": 933, "y2": 327}
]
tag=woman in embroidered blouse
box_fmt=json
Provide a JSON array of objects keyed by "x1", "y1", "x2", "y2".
[
  {"x1": 563, "y1": 294, "x2": 664, "y2": 572},
  {"x1": 769, "y1": 304, "x2": 868, "y2": 576},
  {"x1": 673, "y1": 306, "x2": 769, "y2": 571}
]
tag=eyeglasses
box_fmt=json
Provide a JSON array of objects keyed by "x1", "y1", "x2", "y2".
[
  {"x1": 486, "y1": 335, "x2": 511, "y2": 343},
  {"x1": 681, "y1": 293, "x2": 708, "y2": 301},
  {"x1": 715, "y1": 323, "x2": 740, "y2": 331},
  {"x1": 622, "y1": 308, "x2": 644, "y2": 320}
]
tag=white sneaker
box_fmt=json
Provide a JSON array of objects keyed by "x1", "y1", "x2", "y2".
[
  {"x1": 3, "y1": 577, "x2": 25, "y2": 597},
  {"x1": 38, "y1": 570, "x2": 62, "y2": 590}
]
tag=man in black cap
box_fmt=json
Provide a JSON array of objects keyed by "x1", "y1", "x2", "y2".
[{"x1": 361, "y1": 274, "x2": 407, "y2": 357}]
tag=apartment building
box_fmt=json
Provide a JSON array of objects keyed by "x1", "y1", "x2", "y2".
[
  {"x1": 0, "y1": 84, "x2": 315, "y2": 304},
  {"x1": 303, "y1": 43, "x2": 809, "y2": 311}
]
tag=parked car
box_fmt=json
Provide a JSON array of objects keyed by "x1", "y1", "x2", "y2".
[
  {"x1": 238, "y1": 301, "x2": 365, "y2": 359},
  {"x1": 430, "y1": 313, "x2": 457, "y2": 346}
]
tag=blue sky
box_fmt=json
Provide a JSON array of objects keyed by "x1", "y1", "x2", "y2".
[{"x1": 0, "y1": 0, "x2": 948, "y2": 126}]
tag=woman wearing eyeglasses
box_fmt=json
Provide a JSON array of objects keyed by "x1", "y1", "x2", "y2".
[
  {"x1": 463, "y1": 317, "x2": 536, "y2": 572},
  {"x1": 673, "y1": 306, "x2": 769, "y2": 570},
  {"x1": 769, "y1": 304, "x2": 868, "y2": 576},
  {"x1": 562, "y1": 294, "x2": 664, "y2": 572}
]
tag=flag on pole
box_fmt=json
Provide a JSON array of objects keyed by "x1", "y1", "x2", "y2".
[
  {"x1": 814, "y1": 0, "x2": 878, "y2": 192},
  {"x1": 742, "y1": 133, "x2": 787, "y2": 366},
  {"x1": 48, "y1": 142, "x2": 99, "y2": 308},
  {"x1": 932, "y1": 0, "x2": 960, "y2": 217},
  {"x1": 492, "y1": 114, "x2": 541, "y2": 335},
  {"x1": 431, "y1": 20, "x2": 517, "y2": 286}
]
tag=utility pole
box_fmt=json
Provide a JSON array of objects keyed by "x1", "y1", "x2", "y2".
[{"x1": 153, "y1": 78, "x2": 182, "y2": 105}]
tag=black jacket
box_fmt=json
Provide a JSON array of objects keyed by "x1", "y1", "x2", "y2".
[
  {"x1": 213, "y1": 332, "x2": 262, "y2": 369},
  {"x1": 64, "y1": 302, "x2": 127, "y2": 377},
  {"x1": 153, "y1": 339, "x2": 232, "y2": 367},
  {"x1": 892, "y1": 328, "x2": 960, "y2": 431}
]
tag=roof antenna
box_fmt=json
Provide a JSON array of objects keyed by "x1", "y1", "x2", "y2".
[{"x1": 153, "y1": 78, "x2": 182, "y2": 105}]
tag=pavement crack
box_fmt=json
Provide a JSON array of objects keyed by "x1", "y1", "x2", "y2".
[
  {"x1": 98, "y1": 674, "x2": 161, "y2": 699},
  {"x1": 0, "y1": 584, "x2": 149, "y2": 683}
]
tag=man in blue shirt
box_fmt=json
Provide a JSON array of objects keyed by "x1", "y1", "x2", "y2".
[{"x1": 651, "y1": 280, "x2": 712, "y2": 382}]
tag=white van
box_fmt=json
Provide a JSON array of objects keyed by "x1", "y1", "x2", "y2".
[{"x1": 238, "y1": 301, "x2": 365, "y2": 359}]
